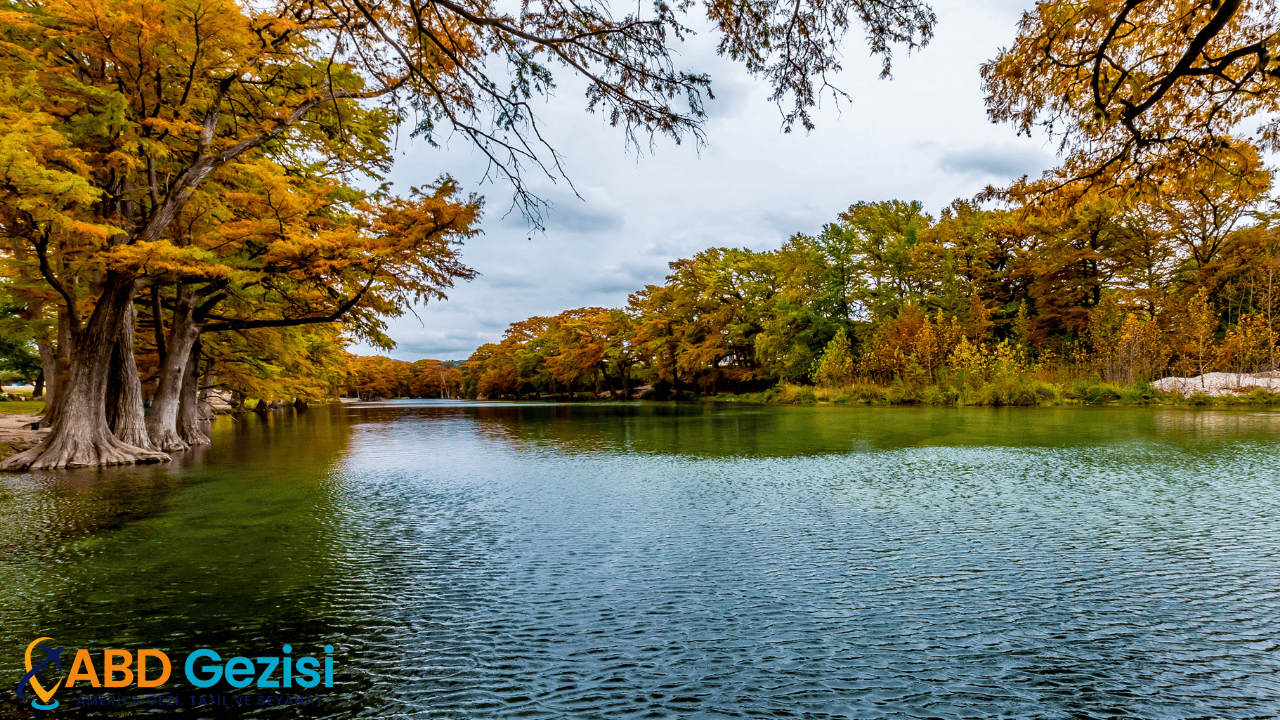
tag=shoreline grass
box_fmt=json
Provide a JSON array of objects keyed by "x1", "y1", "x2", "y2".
[
  {"x1": 0, "y1": 399, "x2": 46, "y2": 415},
  {"x1": 701, "y1": 378, "x2": 1280, "y2": 408}
]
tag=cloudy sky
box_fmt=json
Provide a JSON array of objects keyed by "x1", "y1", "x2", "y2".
[{"x1": 355, "y1": 0, "x2": 1057, "y2": 361}]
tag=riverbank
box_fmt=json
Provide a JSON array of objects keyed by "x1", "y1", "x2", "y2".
[
  {"x1": 706, "y1": 377, "x2": 1280, "y2": 407},
  {"x1": 466, "y1": 375, "x2": 1280, "y2": 407},
  {"x1": 0, "y1": 403, "x2": 47, "y2": 457}
]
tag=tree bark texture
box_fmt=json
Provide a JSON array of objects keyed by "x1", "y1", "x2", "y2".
[
  {"x1": 108, "y1": 302, "x2": 155, "y2": 450},
  {"x1": 36, "y1": 338, "x2": 55, "y2": 404},
  {"x1": 34, "y1": 309, "x2": 73, "y2": 429},
  {"x1": 177, "y1": 338, "x2": 210, "y2": 446},
  {"x1": 146, "y1": 287, "x2": 200, "y2": 451},
  {"x1": 1, "y1": 275, "x2": 170, "y2": 469}
]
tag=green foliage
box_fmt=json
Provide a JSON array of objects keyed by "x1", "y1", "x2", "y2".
[
  {"x1": 760, "y1": 383, "x2": 818, "y2": 405},
  {"x1": 0, "y1": 294, "x2": 39, "y2": 383},
  {"x1": 812, "y1": 328, "x2": 855, "y2": 388}
]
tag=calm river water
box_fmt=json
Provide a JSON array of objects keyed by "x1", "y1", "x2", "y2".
[{"x1": 2, "y1": 402, "x2": 1279, "y2": 718}]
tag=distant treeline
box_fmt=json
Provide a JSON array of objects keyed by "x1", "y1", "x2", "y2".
[
  {"x1": 343, "y1": 356, "x2": 465, "y2": 399},
  {"x1": 459, "y1": 186, "x2": 1279, "y2": 399}
]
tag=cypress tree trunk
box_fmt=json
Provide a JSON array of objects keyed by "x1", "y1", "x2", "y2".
[
  {"x1": 601, "y1": 368, "x2": 618, "y2": 399},
  {"x1": 109, "y1": 302, "x2": 154, "y2": 450},
  {"x1": 177, "y1": 338, "x2": 210, "y2": 446},
  {"x1": 146, "y1": 289, "x2": 200, "y2": 451},
  {"x1": 2, "y1": 276, "x2": 169, "y2": 469},
  {"x1": 36, "y1": 339, "x2": 55, "y2": 403},
  {"x1": 35, "y1": 310, "x2": 72, "y2": 429}
]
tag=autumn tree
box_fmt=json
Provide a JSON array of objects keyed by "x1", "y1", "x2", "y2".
[
  {"x1": 812, "y1": 328, "x2": 854, "y2": 388},
  {"x1": 1173, "y1": 287, "x2": 1218, "y2": 384},
  {"x1": 137, "y1": 168, "x2": 477, "y2": 451},
  {"x1": 206, "y1": 325, "x2": 353, "y2": 405},
  {"x1": 1015, "y1": 190, "x2": 1133, "y2": 339},
  {"x1": 0, "y1": 0, "x2": 939, "y2": 468},
  {"x1": 983, "y1": 0, "x2": 1280, "y2": 185},
  {"x1": 409, "y1": 360, "x2": 464, "y2": 398},
  {"x1": 0, "y1": 0, "x2": 432, "y2": 467},
  {"x1": 1218, "y1": 314, "x2": 1276, "y2": 373},
  {"x1": 467, "y1": 179, "x2": 1280, "y2": 398}
]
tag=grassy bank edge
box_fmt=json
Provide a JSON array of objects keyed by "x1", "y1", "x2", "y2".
[{"x1": 700, "y1": 379, "x2": 1280, "y2": 407}]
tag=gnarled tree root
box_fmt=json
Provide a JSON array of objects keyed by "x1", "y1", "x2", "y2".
[
  {"x1": 1, "y1": 432, "x2": 170, "y2": 470},
  {"x1": 148, "y1": 427, "x2": 190, "y2": 453},
  {"x1": 112, "y1": 420, "x2": 155, "y2": 451},
  {"x1": 179, "y1": 421, "x2": 211, "y2": 447}
]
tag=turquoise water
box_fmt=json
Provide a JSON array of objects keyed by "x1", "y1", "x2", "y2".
[{"x1": 2, "y1": 402, "x2": 1279, "y2": 717}]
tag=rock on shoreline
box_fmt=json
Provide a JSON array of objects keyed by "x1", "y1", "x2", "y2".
[{"x1": 1151, "y1": 372, "x2": 1280, "y2": 397}]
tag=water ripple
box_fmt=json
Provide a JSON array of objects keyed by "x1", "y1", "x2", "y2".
[{"x1": 0, "y1": 404, "x2": 1277, "y2": 719}]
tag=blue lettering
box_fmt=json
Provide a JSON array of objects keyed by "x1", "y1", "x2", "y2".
[
  {"x1": 255, "y1": 657, "x2": 280, "y2": 688},
  {"x1": 185, "y1": 650, "x2": 223, "y2": 688},
  {"x1": 224, "y1": 657, "x2": 255, "y2": 688},
  {"x1": 295, "y1": 657, "x2": 320, "y2": 688}
]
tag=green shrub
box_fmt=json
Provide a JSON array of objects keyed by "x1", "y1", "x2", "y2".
[
  {"x1": 974, "y1": 377, "x2": 1059, "y2": 406},
  {"x1": 1115, "y1": 383, "x2": 1159, "y2": 404},
  {"x1": 919, "y1": 385, "x2": 944, "y2": 405},
  {"x1": 1063, "y1": 379, "x2": 1091, "y2": 400},
  {"x1": 1062, "y1": 381, "x2": 1123, "y2": 404},
  {"x1": 850, "y1": 383, "x2": 888, "y2": 404},
  {"x1": 1244, "y1": 388, "x2": 1280, "y2": 404},
  {"x1": 764, "y1": 383, "x2": 818, "y2": 404},
  {"x1": 1087, "y1": 384, "x2": 1122, "y2": 403},
  {"x1": 886, "y1": 381, "x2": 922, "y2": 405},
  {"x1": 1032, "y1": 381, "x2": 1059, "y2": 404},
  {"x1": 793, "y1": 385, "x2": 817, "y2": 404},
  {"x1": 980, "y1": 379, "x2": 1022, "y2": 406}
]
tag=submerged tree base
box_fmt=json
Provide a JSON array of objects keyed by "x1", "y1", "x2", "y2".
[
  {"x1": 179, "y1": 421, "x2": 211, "y2": 447},
  {"x1": 147, "y1": 427, "x2": 190, "y2": 453},
  {"x1": 1, "y1": 432, "x2": 170, "y2": 470}
]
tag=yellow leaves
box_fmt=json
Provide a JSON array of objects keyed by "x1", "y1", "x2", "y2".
[
  {"x1": 983, "y1": 0, "x2": 1280, "y2": 185},
  {"x1": 1171, "y1": 287, "x2": 1218, "y2": 377},
  {"x1": 812, "y1": 328, "x2": 854, "y2": 388},
  {"x1": 103, "y1": 150, "x2": 144, "y2": 173},
  {"x1": 860, "y1": 306, "x2": 975, "y2": 383},
  {"x1": 947, "y1": 335, "x2": 984, "y2": 378},
  {"x1": 462, "y1": 306, "x2": 638, "y2": 397},
  {"x1": 860, "y1": 324, "x2": 907, "y2": 383},
  {"x1": 1217, "y1": 314, "x2": 1276, "y2": 374},
  {"x1": 1085, "y1": 296, "x2": 1170, "y2": 383},
  {"x1": 102, "y1": 240, "x2": 229, "y2": 278},
  {"x1": 66, "y1": 221, "x2": 115, "y2": 243},
  {"x1": 206, "y1": 324, "x2": 350, "y2": 400},
  {"x1": 0, "y1": 82, "x2": 109, "y2": 248}
]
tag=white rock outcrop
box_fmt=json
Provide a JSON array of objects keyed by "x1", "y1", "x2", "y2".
[{"x1": 1151, "y1": 372, "x2": 1280, "y2": 397}]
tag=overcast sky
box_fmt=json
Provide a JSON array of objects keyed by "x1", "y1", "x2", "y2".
[{"x1": 353, "y1": 0, "x2": 1057, "y2": 361}]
